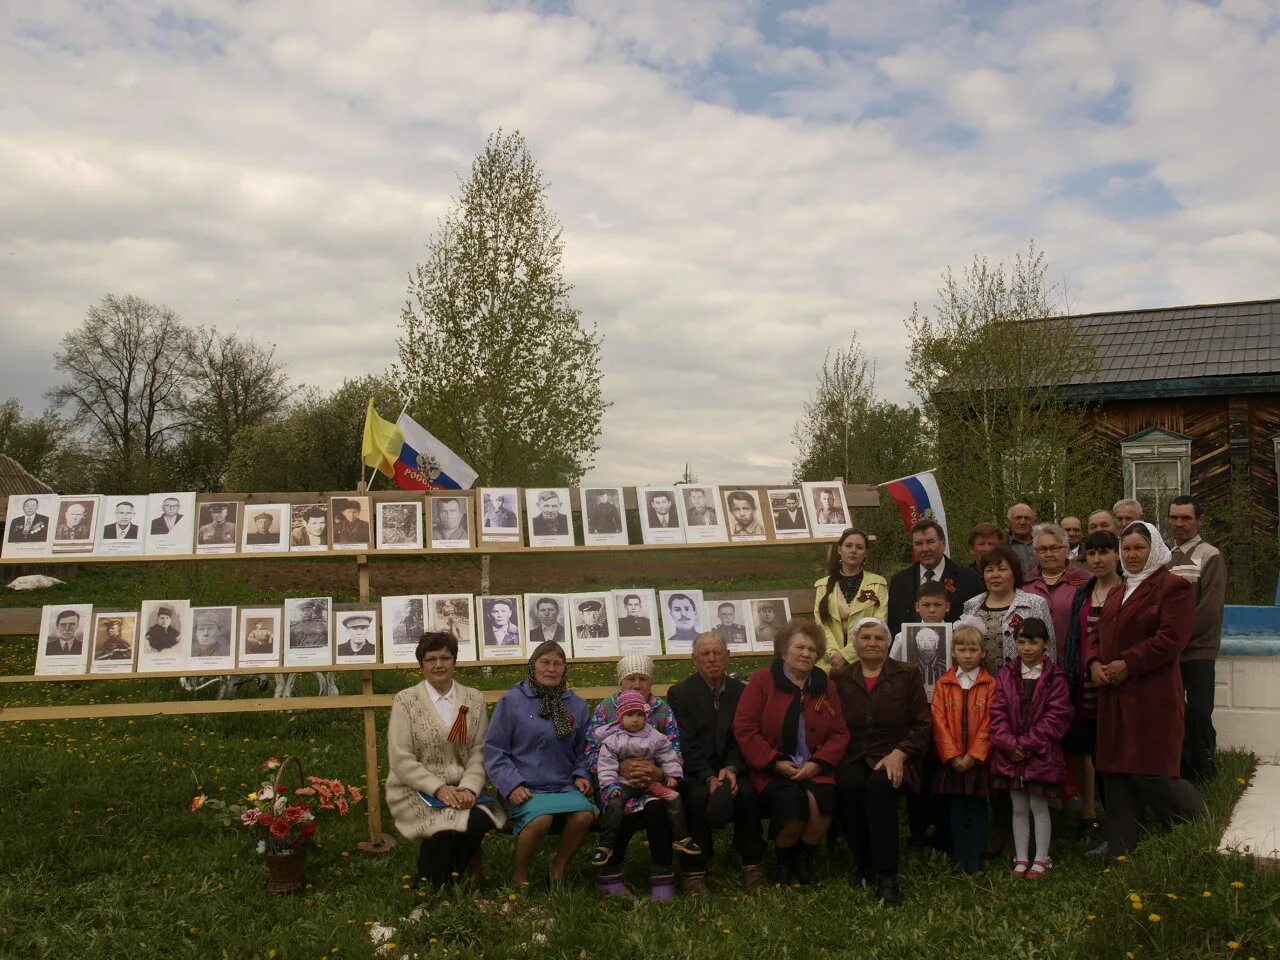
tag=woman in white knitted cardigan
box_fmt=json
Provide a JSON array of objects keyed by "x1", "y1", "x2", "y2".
[{"x1": 386, "y1": 630, "x2": 506, "y2": 888}]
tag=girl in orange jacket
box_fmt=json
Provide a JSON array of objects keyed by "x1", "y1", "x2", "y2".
[{"x1": 930, "y1": 618, "x2": 997, "y2": 874}]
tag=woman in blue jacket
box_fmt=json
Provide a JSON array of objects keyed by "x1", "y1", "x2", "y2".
[{"x1": 484, "y1": 640, "x2": 595, "y2": 886}]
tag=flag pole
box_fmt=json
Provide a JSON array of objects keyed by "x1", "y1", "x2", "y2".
[{"x1": 877, "y1": 468, "x2": 939, "y2": 488}]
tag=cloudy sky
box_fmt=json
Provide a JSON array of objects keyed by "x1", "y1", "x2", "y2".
[{"x1": 3, "y1": 0, "x2": 1277, "y2": 484}]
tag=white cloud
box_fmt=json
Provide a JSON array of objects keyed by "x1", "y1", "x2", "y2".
[{"x1": 0, "y1": 0, "x2": 1277, "y2": 486}]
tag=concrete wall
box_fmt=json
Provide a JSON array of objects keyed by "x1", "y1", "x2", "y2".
[{"x1": 1216, "y1": 656, "x2": 1280, "y2": 761}]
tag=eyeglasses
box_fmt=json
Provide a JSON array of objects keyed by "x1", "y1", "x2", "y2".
[
  {"x1": 420, "y1": 655, "x2": 455, "y2": 667},
  {"x1": 1035, "y1": 545, "x2": 1066, "y2": 554}
]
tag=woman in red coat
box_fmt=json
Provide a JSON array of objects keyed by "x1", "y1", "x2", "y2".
[
  {"x1": 734, "y1": 619, "x2": 849, "y2": 886},
  {"x1": 1085, "y1": 521, "x2": 1206, "y2": 857}
]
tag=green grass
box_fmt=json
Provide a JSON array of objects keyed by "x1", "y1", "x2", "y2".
[{"x1": 2, "y1": 560, "x2": 1278, "y2": 959}]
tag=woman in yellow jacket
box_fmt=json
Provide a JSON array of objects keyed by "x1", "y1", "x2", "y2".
[{"x1": 814, "y1": 528, "x2": 888, "y2": 672}]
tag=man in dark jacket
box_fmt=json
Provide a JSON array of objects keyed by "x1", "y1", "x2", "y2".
[
  {"x1": 666, "y1": 631, "x2": 765, "y2": 895},
  {"x1": 887, "y1": 519, "x2": 983, "y2": 636}
]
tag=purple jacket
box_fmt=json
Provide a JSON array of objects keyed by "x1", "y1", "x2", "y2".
[
  {"x1": 594, "y1": 723, "x2": 683, "y2": 789},
  {"x1": 989, "y1": 659, "x2": 1073, "y2": 785},
  {"x1": 484, "y1": 681, "x2": 591, "y2": 804}
]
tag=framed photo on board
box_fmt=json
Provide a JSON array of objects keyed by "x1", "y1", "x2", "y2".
[
  {"x1": 241, "y1": 504, "x2": 287, "y2": 553},
  {"x1": 479, "y1": 488, "x2": 521, "y2": 543},
  {"x1": 35, "y1": 603, "x2": 93, "y2": 676},
  {"x1": 95, "y1": 495, "x2": 147, "y2": 557},
  {"x1": 90, "y1": 611, "x2": 137, "y2": 674},
  {"x1": 767, "y1": 488, "x2": 811, "y2": 539},
  {"x1": 2, "y1": 493, "x2": 56, "y2": 558},
  {"x1": 288, "y1": 503, "x2": 329, "y2": 553},
  {"x1": 239, "y1": 607, "x2": 283, "y2": 668},
  {"x1": 195, "y1": 501, "x2": 239, "y2": 555},
  {"x1": 478, "y1": 595, "x2": 523, "y2": 659},
  {"x1": 801, "y1": 482, "x2": 850, "y2": 538},
  {"x1": 658, "y1": 589, "x2": 705, "y2": 654},
  {"x1": 707, "y1": 598, "x2": 752, "y2": 652},
  {"x1": 428, "y1": 495, "x2": 471, "y2": 549},
  {"x1": 138, "y1": 599, "x2": 192, "y2": 673},
  {"x1": 376, "y1": 501, "x2": 423, "y2": 550},
  {"x1": 637, "y1": 486, "x2": 684, "y2": 544},
  {"x1": 429, "y1": 594, "x2": 477, "y2": 663},
  {"x1": 569, "y1": 592, "x2": 619, "y2": 658},
  {"x1": 723, "y1": 489, "x2": 767, "y2": 542},
  {"x1": 525, "y1": 488, "x2": 574, "y2": 548},
  {"x1": 52, "y1": 495, "x2": 100, "y2": 555},
  {"x1": 190, "y1": 606, "x2": 237, "y2": 671},
  {"x1": 145, "y1": 492, "x2": 196, "y2": 554},
  {"x1": 331, "y1": 496, "x2": 372, "y2": 551},
  {"x1": 581, "y1": 487, "x2": 626, "y2": 546},
  {"x1": 525, "y1": 594, "x2": 570, "y2": 650},
  {"x1": 381, "y1": 595, "x2": 427, "y2": 664},
  {"x1": 677, "y1": 485, "x2": 727, "y2": 543},
  {"x1": 612, "y1": 589, "x2": 661, "y2": 655},
  {"x1": 284, "y1": 597, "x2": 333, "y2": 666},
  {"x1": 335, "y1": 609, "x2": 379, "y2": 663},
  {"x1": 748, "y1": 598, "x2": 792, "y2": 652}
]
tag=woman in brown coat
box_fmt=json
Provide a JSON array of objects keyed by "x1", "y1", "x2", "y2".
[
  {"x1": 1085, "y1": 521, "x2": 1206, "y2": 857},
  {"x1": 832, "y1": 617, "x2": 931, "y2": 907}
]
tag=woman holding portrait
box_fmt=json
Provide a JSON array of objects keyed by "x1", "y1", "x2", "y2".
[{"x1": 386, "y1": 631, "x2": 505, "y2": 889}]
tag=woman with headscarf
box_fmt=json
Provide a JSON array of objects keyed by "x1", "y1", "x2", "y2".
[
  {"x1": 386, "y1": 630, "x2": 506, "y2": 890},
  {"x1": 813, "y1": 528, "x2": 888, "y2": 672},
  {"x1": 484, "y1": 640, "x2": 595, "y2": 887},
  {"x1": 1085, "y1": 522, "x2": 1206, "y2": 858},
  {"x1": 584, "y1": 652, "x2": 684, "y2": 900},
  {"x1": 833, "y1": 617, "x2": 932, "y2": 907}
]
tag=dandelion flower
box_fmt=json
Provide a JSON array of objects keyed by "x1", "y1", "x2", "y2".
[
  {"x1": 1203, "y1": 891, "x2": 1213, "y2": 898},
  {"x1": 1128, "y1": 893, "x2": 1142, "y2": 902},
  {"x1": 1166, "y1": 893, "x2": 1179, "y2": 900},
  {"x1": 1237, "y1": 777, "x2": 1247, "y2": 785},
  {"x1": 1116, "y1": 855, "x2": 1129, "y2": 862},
  {"x1": 1232, "y1": 881, "x2": 1246, "y2": 889},
  {"x1": 1087, "y1": 915, "x2": 1096, "y2": 921},
  {"x1": 508, "y1": 893, "x2": 519, "y2": 902},
  {"x1": 1148, "y1": 914, "x2": 1161, "y2": 923},
  {"x1": 1227, "y1": 943, "x2": 1240, "y2": 951}
]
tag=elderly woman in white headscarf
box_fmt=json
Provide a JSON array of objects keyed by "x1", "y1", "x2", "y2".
[
  {"x1": 1085, "y1": 521, "x2": 1206, "y2": 858},
  {"x1": 832, "y1": 617, "x2": 932, "y2": 907},
  {"x1": 584, "y1": 652, "x2": 684, "y2": 899}
]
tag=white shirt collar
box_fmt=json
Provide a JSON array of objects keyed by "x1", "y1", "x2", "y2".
[
  {"x1": 1020, "y1": 661, "x2": 1043, "y2": 680},
  {"x1": 920, "y1": 559, "x2": 946, "y2": 582},
  {"x1": 430, "y1": 682, "x2": 456, "y2": 703},
  {"x1": 957, "y1": 666, "x2": 980, "y2": 690}
]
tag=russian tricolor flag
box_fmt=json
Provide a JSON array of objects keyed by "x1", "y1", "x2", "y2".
[
  {"x1": 392, "y1": 414, "x2": 478, "y2": 491},
  {"x1": 879, "y1": 470, "x2": 949, "y2": 553}
]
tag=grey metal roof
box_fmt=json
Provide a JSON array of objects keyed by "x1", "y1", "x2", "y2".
[
  {"x1": 0, "y1": 453, "x2": 54, "y2": 499},
  {"x1": 1058, "y1": 298, "x2": 1280, "y2": 385}
]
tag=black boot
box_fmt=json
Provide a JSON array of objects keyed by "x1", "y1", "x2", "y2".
[
  {"x1": 773, "y1": 843, "x2": 794, "y2": 886},
  {"x1": 793, "y1": 842, "x2": 817, "y2": 885},
  {"x1": 877, "y1": 874, "x2": 903, "y2": 908}
]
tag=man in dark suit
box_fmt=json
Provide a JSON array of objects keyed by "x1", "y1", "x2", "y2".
[
  {"x1": 887, "y1": 518, "x2": 983, "y2": 636},
  {"x1": 9, "y1": 497, "x2": 50, "y2": 542},
  {"x1": 527, "y1": 597, "x2": 565, "y2": 645},
  {"x1": 666, "y1": 631, "x2": 765, "y2": 895},
  {"x1": 586, "y1": 489, "x2": 622, "y2": 534},
  {"x1": 530, "y1": 490, "x2": 569, "y2": 536},
  {"x1": 617, "y1": 594, "x2": 652, "y2": 636},
  {"x1": 772, "y1": 493, "x2": 807, "y2": 531},
  {"x1": 150, "y1": 497, "x2": 184, "y2": 535},
  {"x1": 646, "y1": 492, "x2": 678, "y2": 529},
  {"x1": 101, "y1": 501, "x2": 140, "y2": 540},
  {"x1": 45, "y1": 609, "x2": 84, "y2": 656},
  {"x1": 483, "y1": 598, "x2": 520, "y2": 646},
  {"x1": 336, "y1": 613, "x2": 375, "y2": 658}
]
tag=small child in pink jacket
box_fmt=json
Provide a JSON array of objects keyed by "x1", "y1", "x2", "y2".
[
  {"x1": 990, "y1": 617, "x2": 1074, "y2": 881},
  {"x1": 590, "y1": 689, "x2": 701, "y2": 866}
]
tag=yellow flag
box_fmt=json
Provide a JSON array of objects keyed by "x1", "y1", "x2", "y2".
[{"x1": 362, "y1": 399, "x2": 404, "y2": 478}]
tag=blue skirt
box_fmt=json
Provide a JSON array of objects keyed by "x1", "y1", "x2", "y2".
[{"x1": 510, "y1": 788, "x2": 596, "y2": 835}]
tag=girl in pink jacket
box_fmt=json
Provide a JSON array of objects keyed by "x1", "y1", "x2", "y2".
[{"x1": 990, "y1": 617, "x2": 1073, "y2": 880}]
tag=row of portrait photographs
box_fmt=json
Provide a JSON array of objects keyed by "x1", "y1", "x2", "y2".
[
  {"x1": 33, "y1": 598, "x2": 386, "y2": 676},
  {"x1": 637, "y1": 482, "x2": 850, "y2": 545}
]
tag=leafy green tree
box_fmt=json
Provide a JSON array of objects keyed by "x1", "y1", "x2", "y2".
[
  {"x1": 394, "y1": 129, "x2": 608, "y2": 486},
  {"x1": 0, "y1": 399, "x2": 67, "y2": 487},
  {"x1": 904, "y1": 243, "x2": 1116, "y2": 546}
]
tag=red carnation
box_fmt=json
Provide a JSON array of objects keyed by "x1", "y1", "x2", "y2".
[
  {"x1": 302, "y1": 821, "x2": 318, "y2": 838},
  {"x1": 270, "y1": 818, "x2": 292, "y2": 839}
]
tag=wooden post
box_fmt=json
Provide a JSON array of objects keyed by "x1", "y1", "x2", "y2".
[
  {"x1": 356, "y1": 668, "x2": 395, "y2": 855},
  {"x1": 480, "y1": 553, "x2": 490, "y2": 594}
]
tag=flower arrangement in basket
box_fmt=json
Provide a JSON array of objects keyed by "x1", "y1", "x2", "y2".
[{"x1": 191, "y1": 756, "x2": 363, "y2": 893}]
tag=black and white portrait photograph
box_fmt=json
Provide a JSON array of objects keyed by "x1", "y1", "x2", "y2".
[
  {"x1": 709, "y1": 599, "x2": 751, "y2": 650},
  {"x1": 525, "y1": 594, "x2": 568, "y2": 649},
  {"x1": 190, "y1": 606, "x2": 236, "y2": 670},
  {"x1": 376, "y1": 500, "x2": 423, "y2": 550},
  {"x1": 90, "y1": 612, "x2": 137, "y2": 674},
  {"x1": 195, "y1": 500, "x2": 240, "y2": 554},
  {"x1": 429, "y1": 495, "x2": 471, "y2": 548},
  {"x1": 658, "y1": 589, "x2": 705, "y2": 654},
  {"x1": 767, "y1": 488, "x2": 811, "y2": 539},
  {"x1": 479, "y1": 595, "x2": 523, "y2": 659},
  {"x1": 284, "y1": 597, "x2": 333, "y2": 666},
  {"x1": 330, "y1": 496, "x2": 372, "y2": 550},
  {"x1": 138, "y1": 599, "x2": 192, "y2": 672},
  {"x1": 3, "y1": 493, "x2": 56, "y2": 558},
  {"x1": 677, "y1": 484, "x2": 727, "y2": 543},
  {"x1": 525, "y1": 487, "x2": 575, "y2": 548},
  {"x1": 611, "y1": 589, "x2": 661, "y2": 655},
  {"x1": 479, "y1": 488, "x2": 521, "y2": 542},
  {"x1": 238, "y1": 607, "x2": 283, "y2": 667},
  {"x1": 569, "y1": 593, "x2": 618, "y2": 658},
  {"x1": 801, "y1": 481, "x2": 850, "y2": 538},
  {"x1": 35, "y1": 603, "x2": 93, "y2": 676},
  {"x1": 896, "y1": 622, "x2": 952, "y2": 700},
  {"x1": 749, "y1": 598, "x2": 791, "y2": 652},
  {"x1": 145, "y1": 492, "x2": 196, "y2": 554},
  {"x1": 96, "y1": 495, "x2": 147, "y2": 557},
  {"x1": 241, "y1": 504, "x2": 286, "y2": 553},
  {"x1": 429, "y1": 594, "x2": 477, "y2": 663},
  {"x1": 637, "y1": 486, "x2": 685, "y2": 544},
  {"x1": 380, "y1": 595, "x2": 428, "y2": 664},
  {"x1": 335, "y1": 610, "x2": 379, "y2": 663},
  {"x1": 723, "y1": 489, "x2": 767, "y2": 542},
  {"x1": 52, "y1": 495, "x2": 100, "y2": 554},
  {"x1": 580, "y1": 487, "x2": 627, "y2": 546},
  {"x1": 288, "y1": 502, "x2": 329, "y2": 553}
]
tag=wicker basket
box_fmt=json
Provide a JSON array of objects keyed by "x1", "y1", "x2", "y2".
[{"x1": 263, "y1": 755, "x2": 308, "y2": 895}]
